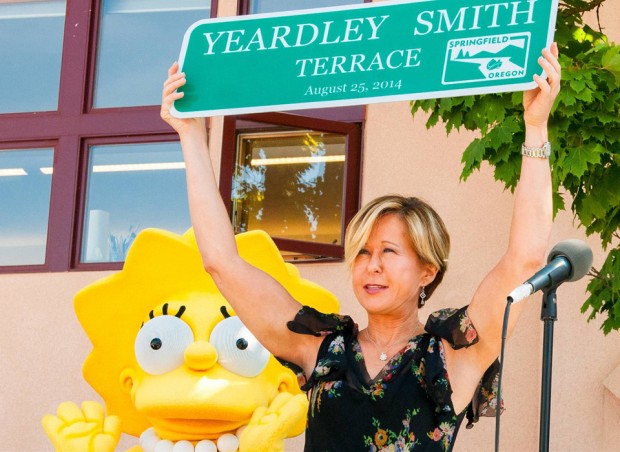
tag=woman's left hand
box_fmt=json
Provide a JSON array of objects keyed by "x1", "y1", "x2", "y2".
[{"x1": 523, "y1": 42, "x2": 561, "y2": 128}]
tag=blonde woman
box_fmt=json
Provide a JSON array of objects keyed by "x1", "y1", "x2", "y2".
[{"x1": 161, "y1": 43, "x2": 560, "y2": 451}]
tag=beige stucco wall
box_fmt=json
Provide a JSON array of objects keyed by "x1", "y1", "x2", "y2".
[{"x1": 2, "y1": 2, "x2": 619, "y2": 451}]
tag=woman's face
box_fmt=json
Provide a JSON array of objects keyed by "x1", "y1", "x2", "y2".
[{"x1": 352, "y1": 214, "x2": 435, "y2": 316}]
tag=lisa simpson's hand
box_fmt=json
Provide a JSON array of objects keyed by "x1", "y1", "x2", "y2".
[
  {"x1": 523, "y1": 42, "x2": 561, "y2": 129},
  {"x1": 160, "y1": 62, "x2": 206, "y2": 137},
  {"x1": 42, "y1": 401, "x2": 121, "y2": 452},
  {"x1": 239, "y1": 392, "x2": 309, "y2": 452}
]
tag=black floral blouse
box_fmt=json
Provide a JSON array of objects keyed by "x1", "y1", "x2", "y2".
[{"x1": 285, "y1": 305, "x2": 502, "y2": 452}]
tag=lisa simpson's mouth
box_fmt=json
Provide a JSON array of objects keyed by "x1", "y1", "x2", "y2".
[{"x1": 148, "y1": 416, "x2": 248, "y2": 440}]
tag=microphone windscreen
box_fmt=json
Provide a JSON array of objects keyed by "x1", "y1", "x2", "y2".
[{"x1": 547, "y1": 239, "x2": 593, "y2": 282}]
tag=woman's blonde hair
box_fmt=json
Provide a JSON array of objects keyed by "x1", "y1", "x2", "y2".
[{"x1": 344, "y1": 195, "x2": 450, "y2": 303}]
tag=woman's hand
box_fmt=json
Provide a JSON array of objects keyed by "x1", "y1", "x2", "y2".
[
  {"x1": 523, "y1": 42, "x2": 561, "y2": 129},
  {"x1": 160, "y1": 62, "x2": 205, "y2": 136}
]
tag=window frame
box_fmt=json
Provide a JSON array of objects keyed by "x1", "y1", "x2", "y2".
[
  {"x1": 72, "y1": 133, "x2": 184, "y2": 272},
  {"x1": 237, "y1": 0, "x2": 372, "y2": 15},
  {"x1": 0, "y1": 140, "x2": 58, "y2": 272},
  {"x1": 220, "y1": 112, "x2": 362, "y2": 261}
]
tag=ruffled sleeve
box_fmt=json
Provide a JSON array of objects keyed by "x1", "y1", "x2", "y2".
[
  {"x1": 287, "y1": 305, "x2": 356, "y2": 337},
  {"x1": 425, "y1": 306, "x2": 504, "y2": 429}
]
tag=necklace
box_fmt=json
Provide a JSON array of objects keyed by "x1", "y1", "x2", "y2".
[
  {"x1": 365, "y1": 329, "x2": 389, "y2": 361},
  {"x1": 140, "y1": 427, "x2": 240, "y2": 452}
]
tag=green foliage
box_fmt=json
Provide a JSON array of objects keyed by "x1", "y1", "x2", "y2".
[
  {"x1": 411, "y1": 0, "x2": 620, "y2": 334},
  {"x1": 583, "y1": 245, "x2": 620, "y2": 334}
]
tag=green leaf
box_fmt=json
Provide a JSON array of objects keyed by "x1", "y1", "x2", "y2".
[
  {"x1": 446, "y1": 110, "x2": 463, "y2": 134},
  {"x1": 575, "y1": 191, "x2": 608, "y2": 227},
  {"x1": 562, "y1": 144, "x2": 603, "y2": 178},
  {"x1": 426, "y1": 110, "x2": 440, "y2": 129},
  {"x1": 569, "y1": 77, "x2": 587, "y2": 93},
  {"x1": 493, "y1": 158, "x2": 520, "y2": 189},
  {"x1": 582, "y1": 246, "x2": 620, "y2": 334},
  {"x1": 574, "y1": 87, "x2": 594, "y2": 102},
  {"x1": 463, "y1": 96, "x2": 475, "y2": 109},
  {"x1": 552, "y1": 190, "x2": 566, "y2": 216},
  {"x1": 460, "y1": 139, "x2": 485, "y2": 181},
  {"x1": 557, "y1": 89, "x2": 577, "y2": 107},
  {"x1": 601, "y1": 45, "x2": 620, "y2": 84},
  {"x1": 439, "y1": 97, "x2": 454, "y2": 114}
]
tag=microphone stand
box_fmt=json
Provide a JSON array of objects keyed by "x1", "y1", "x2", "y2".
[{"x1": 539, "y1": 286, "x2": 558, "y2": 452}]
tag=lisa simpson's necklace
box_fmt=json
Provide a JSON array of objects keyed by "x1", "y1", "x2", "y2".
[{"x1": 365, "y1": 329, "x2": 390, "y2": 361}]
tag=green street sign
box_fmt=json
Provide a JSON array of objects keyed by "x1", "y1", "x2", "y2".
[{"x1": 172, "y1": 0, "x2": 558, "y2": 117}]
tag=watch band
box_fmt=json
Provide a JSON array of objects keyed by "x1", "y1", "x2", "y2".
[{"x1": 522, "y1": 141, "x2": 551, "y2": 159}]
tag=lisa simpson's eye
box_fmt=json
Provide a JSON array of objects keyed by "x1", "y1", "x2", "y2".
[
  {"x1": 135, "y1": 315, "x2": 194, "y2": 375},
  {"x1": 209, "y1": 316, "x2": 270, "y2": 378}
]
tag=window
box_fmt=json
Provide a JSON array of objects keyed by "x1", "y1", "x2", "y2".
[
  {"x1": 0, "y1": 0, "x2": 66, "y2": 113},
  {"x1": 80, "y1": 142, "x2": 190, "y2": 263},
  {"x1": 233, "y1": 131, "x2": 345, "y2": 244},
  {"x1": 0, "y1": 148, "x2": 54, "y2": 266},
  {"x1": 0, "y1": 0, "x2": 217, "y2": 273},
  {"x1": 221, "y1": 113, "x2": 362, "y2": 261},
  {"x1": 94, "y1": 0, "x2": 211, "y2": 108}
]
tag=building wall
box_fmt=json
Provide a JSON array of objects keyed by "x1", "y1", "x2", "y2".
[{"x1": 2, "y1": 2, "x2": 619, "y2": 451}]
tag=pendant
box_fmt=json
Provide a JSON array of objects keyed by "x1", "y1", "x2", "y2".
[{"x1": 379, "y1": 352, "x2": 388, "y2": 361}]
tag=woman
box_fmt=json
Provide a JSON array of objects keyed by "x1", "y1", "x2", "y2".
[{"x1": 161, "y1": 43, "x2": 561, "y2": 451}]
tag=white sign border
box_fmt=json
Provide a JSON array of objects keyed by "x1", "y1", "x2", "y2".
[{"x1": 171, "y1": 0, "x2": 558, "y2": 118}]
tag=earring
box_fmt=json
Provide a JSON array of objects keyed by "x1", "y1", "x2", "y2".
[{"x1": 419, "y1": 286, "x2": 426, "y2": 308}]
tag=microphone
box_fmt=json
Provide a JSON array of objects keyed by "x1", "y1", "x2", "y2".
[{"x1": 507, "y1": 239, "x2": 593, "y2": 304}]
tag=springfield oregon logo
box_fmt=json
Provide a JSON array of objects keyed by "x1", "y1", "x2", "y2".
[{"x1": 442, "y1": 33, "x2": 530, "y2": 85}]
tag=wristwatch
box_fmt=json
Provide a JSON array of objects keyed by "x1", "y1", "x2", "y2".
[{"x1": 522, "y1": 141, "x2": 551, "y2": 159}]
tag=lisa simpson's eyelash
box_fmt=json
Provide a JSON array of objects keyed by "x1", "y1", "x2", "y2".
[
  {"x1": 141, "y1": 303, "x2": 186, "y2": 328},
  {"x1": 220, "y1": 306, "x2": 231, "y2": 319}
]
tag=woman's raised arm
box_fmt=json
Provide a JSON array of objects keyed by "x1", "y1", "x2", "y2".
[
  {"x1": 444, "y1": 43, "x2": 561, "y2": 412},
  {"x1": 161, "y1": 63, "x2": 322, "y2": 373}
]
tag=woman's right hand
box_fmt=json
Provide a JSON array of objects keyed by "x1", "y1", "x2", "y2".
[{"x1": 160, "y1": 62, "x2": 205, "y2": 136}]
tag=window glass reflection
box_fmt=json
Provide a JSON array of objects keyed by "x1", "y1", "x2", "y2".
[
  {"x1": 249, "y1": 0, "x2": 363, "y2": 14},
  {"x1": 0, "y1": 149, "x2": 54, "y2": 266},
  {"x1": 82, "y1": 142, "x2": 190, "y2": 263},
  {"x1": 232, "y1": 131, "x2": 345, "y2": 245},
  {"x1": 0, "y1": 0, "x2": 66, "y2": 113},
  {"x1": 94, "y1": 0, "x2": 211, "y2": 108}
]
